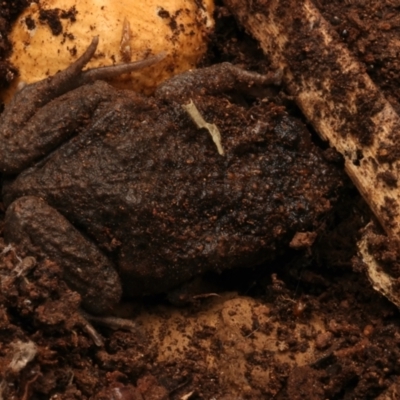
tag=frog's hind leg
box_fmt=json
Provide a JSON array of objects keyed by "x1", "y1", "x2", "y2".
[{"x1": 4, "y1": 196, "x2": 122, "y2": 315}]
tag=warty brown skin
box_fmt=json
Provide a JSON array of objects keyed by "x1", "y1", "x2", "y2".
[{"x1": 1, "y1": 39, "x2": 343, "y2": 314}]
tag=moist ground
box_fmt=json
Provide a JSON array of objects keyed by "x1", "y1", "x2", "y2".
[{"x1": 1, "y1": 1, "x2": 400, "y2": 399}]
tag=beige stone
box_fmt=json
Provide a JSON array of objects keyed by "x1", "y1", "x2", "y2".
[{"x1": 5, "y1": 0, "x2": 214, "y2": 101}]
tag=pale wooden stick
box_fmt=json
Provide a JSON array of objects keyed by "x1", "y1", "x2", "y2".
[
  {"x1": 357, "y1": 222, "x2": 400, "y2": 307},
  {"x1": 224, "y1": 0, "x2": 400, "y2": 241}
]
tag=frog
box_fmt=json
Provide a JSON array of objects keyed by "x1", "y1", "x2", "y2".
[{"x1": 0, "y1": 37, "x2": 343, "y2": 314}]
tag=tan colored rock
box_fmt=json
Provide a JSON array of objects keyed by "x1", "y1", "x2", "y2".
[
  {"x1": 5, "y1": 0, "x2": 214, "y2": 101},
  {"x1": 135, "y1": 294, "x2": 330, "y2": 397}
]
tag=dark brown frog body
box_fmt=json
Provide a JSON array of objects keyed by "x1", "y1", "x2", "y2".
[{"x1": 1, "y1": 38, "x2": 343, "y2": 313}]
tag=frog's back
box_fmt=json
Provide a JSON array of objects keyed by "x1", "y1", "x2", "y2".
[{"x1": 4, "y1": 94, "x2": 344, "y2": 295}]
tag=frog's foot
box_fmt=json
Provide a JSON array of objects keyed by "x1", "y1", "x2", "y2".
[
  {"x1": 4, "y1": 196, "x2": 122, "y2": 315},
  {"x1": 0, "y1": 37, "x2": 164, "y2": 175},
  {"x1": 156, "y1": 62, "x2": 282, "y2": 103}
]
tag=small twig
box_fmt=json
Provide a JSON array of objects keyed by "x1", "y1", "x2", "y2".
[
  {"x1": 21, "y1": 372, "x2": 40, "y2": 400},
  {"x1": 168, "y1": 378, "x2": 191, "y2": 398},
  {"x1": 244, "y1": 327, "x2": 260, "y2": 338},
  {"x1": 77, "y1": 312, "x2": 104, "y2": 347},
  {"x1": 183, "y1": 99, "x2": 224, "y2": 155},
  {"x1": 80, "y1": 310, "x2": 138, "y2": 334},
  {"x1": 192, "y1": 293, "x2": 221, "y2": 300},
  {"x1": 180, "y1": 391, "x2": 195, "y2": 400},
  {"x1": 120, "y1": 18, "x2": 132, "y2": 62}
]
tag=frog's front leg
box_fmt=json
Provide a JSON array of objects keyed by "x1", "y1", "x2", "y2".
[
  {"x1": 0, "y1": 37, "x2": 164, "y2": 175},
  {"x1": 155, "y1": 62, "x2": 282, "y2": 103},
  {"x1": 5, "y1": 196, "x2": 121, "y2": 314}
]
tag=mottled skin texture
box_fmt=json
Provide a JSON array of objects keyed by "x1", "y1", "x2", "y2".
[{"x1": 1, "y1": 39, "x2": 343, "y2": 313}]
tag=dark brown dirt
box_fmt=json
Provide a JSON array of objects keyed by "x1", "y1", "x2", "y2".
[
  {"x1": 317, "y1": 0, "x2": 400, "y2": 115},
  {"x1": 0, "y1": 0, "x2": 29, "y2": 95},
  {"x1": 1, "y1": 1, "x2": 400, "y2": 399}
]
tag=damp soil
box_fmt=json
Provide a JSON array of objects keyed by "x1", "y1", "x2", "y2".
[{"x1": 1, "y1": 1, "x2": 400, "y2": 399}]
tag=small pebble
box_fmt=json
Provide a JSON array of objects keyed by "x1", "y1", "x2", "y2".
[
  {"x1": 363, "y1": 324, "x2": 374, "y2": 337},
  {"x1": 315, "y1": 331, "x2": 333, "y2": 350}
]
